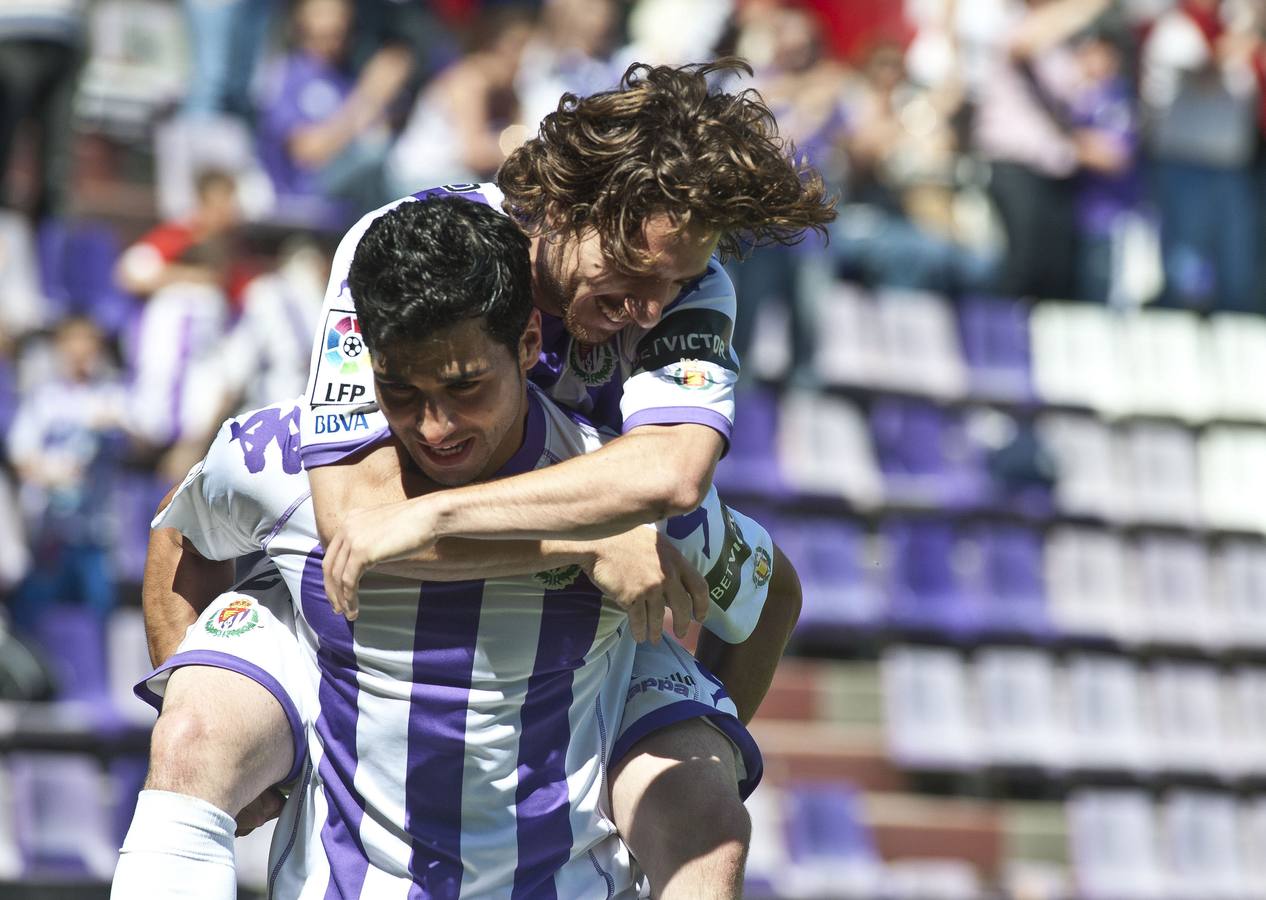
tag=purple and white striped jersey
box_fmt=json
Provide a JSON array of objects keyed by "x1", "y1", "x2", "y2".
[
  {"x1": 153, "y1": 390, "x2": 771, "y2": 898},
  {"x1": 300, "y1": 183, "x2": 741, "y2": 471}
]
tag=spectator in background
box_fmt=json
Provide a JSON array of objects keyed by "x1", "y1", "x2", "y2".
[
  {"x1": 7, "y1": 315, "x2": 126, "y2": 632},
  {"x1": 516, "y1": 0, "x2": 620, "y2": 129},
  {"x1": 1142, "y1": 0, "x2": 1260, "y2": 312},
  {"x1": 181, "y1": 0, "x2": 275, "y2": 120},
  {"x1": 833, "y1": 36, "x2": 995, "y2": 295},
  {"x1": 115, "y1": 168, "x2": 245, "y2": 455},
  {"x1": 1068, "y1": 17, "x2": 1142, "y2": 303},
  {"x1": 0, "y1": 0, "x2": 87, "y2": 221},
  {"x1": 974, "y1": 0, "x2": 1111, "y2": 300},
  {"x1": 387, "y1": 6, "x2": 536, "y2": 193},
  {"x1": 256, "y1": 0, "x2": 411, "y2": 221}
]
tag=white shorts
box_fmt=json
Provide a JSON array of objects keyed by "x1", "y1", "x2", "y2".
[
  {"x1": 134, "y1": 567, "x2": 317, "y2": 788},
  {"x1": 612, "y1": 636, "x2": 763, "y2": 799}
]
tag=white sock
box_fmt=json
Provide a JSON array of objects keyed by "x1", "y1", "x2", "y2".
[{"x1": 111, "y1": 789, "x2": 238, "y2": 900}]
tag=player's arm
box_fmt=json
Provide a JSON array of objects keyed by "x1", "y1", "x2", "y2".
[
  {"x1": 142, "y1": 485, "x2": 235, "y2": 667},
  {"x1": 317, "y1": 422, "x2": 722, "y2": 615}
]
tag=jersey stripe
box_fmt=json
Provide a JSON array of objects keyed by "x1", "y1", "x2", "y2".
[
  {"x1": 511, "y1": 575, "x2": 605, "y2": 898},
  {"x1": 300, "y1": 546, "x2": 373, "y2": 899},
  {"x1": 404, "y1": 580, "x2": 487, "y2": 898}
]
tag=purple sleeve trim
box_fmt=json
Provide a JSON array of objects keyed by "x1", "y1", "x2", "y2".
[
  {"x1": 609, "y1": 700, "x2": 763, "y2": 800},
  {"x1": 298, "y1": 425, "x2": 391, "y2": 469},
  {"x1": 133, "y1": 649, "x2": 308, "y2": 788},
  {"x1": 622, "y1": 407, "x2": 733, "y2": 454}
]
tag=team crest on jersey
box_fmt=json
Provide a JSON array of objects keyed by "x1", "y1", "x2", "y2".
[
  {"x1": 325, "y1": 314, "x2": 367, "y2": 376},
  {"x1": 669, "y1": 361, "x2": 714, "y2": 390},
  {"x1": 752, "y1": 545, "x2": 772, "y2": 588},
  {"x1": 204, "y1": 598, "x2": 260, "y2": 637},
  {"x1": 569, "y1": 341, "x2": 616, "y2": 387},
  {"x1": 535, "y1": 564, "x2": 582, "y2": 589}
]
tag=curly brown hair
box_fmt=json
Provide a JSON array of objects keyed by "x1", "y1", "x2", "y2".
[{"x1": 497, "y1": 58, "x2": 837, "y2": 273}]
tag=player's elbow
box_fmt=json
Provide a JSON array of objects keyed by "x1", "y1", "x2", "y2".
[{"x1": 646, "y1": 467, "x2": 711, "y2": 520}]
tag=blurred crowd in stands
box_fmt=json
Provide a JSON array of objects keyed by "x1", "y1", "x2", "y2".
[{"x1": 3, "y1": 0, "x2": 1266, "y2": 670}]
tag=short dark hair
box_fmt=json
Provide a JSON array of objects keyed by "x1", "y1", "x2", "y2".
[{"x1": 348, "y1": 197, "x2": 533, "y2": 359}]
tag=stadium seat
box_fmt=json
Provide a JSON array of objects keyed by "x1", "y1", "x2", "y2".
[
  {"x1": 37, "y1": 219, "x2": 139, "y2": 338},
  {"x1": 870, "y1": 400, "x2": 988, "y2": 511},
  {"x1": 776, "y1": 516, "x2": 886, "y2": 639},
  {"x1": 1030, "y1": 303, "x2": 1125, "y2": 415},
  {"x1": 0, "y1": 210, "x2": 53, "y2": 335},
  {"x1": 108, "y1": 754, "x2": 148, "y2": 849},
  {"x1": 870, "y1": 287, "x2": 969, "y2": 400},
  {"x1": 743, "y1": 784, "x2": 790, "y2": 898},
  {"x1": 1066, "y1": 789, "x2": 1166, "y2": 900},
  {"x1": 813, "y1": 281, "x2": 883, "y2": 388},
  {"x1": 1199, "y1": 426, "x2": 1266, "y2": 533},
  {"x1": 9, "y1": 753, "x2": 117, "y2": 879},
  {"x1": 780, "y1": 782, "x2": 886, "y2": 899},
  {"x1": 1211, "y1": 539, "x2": 1266, "y2": 650},
  {"x1": 1159, "y1": 791, "x2": 1244, "y2": 899},
  {"x1": 970, "y1": 523, "x2": 1050, "y2": 639},
  {"x1": 713, "y1": 386, "x2": 790, "y2": 501},
  {"x1": 881, "y1": 645, "x2": 979, "y2": 770},
  {"x1": 1044, "y1": 527, "x2": 1137, "y2": 644},
  {"x1": 974, "y1": 648, "x2": 1065, "y2": 768},
  {"x1": 0, "y1": 761, "x2": 21, "y2": 880},
  {"x1": 885, "y1": 858, "x2": 983, "y2": 900},
  {"x1": 1132, "y1": 535, "x2": 1214, "y2": 649},
  {"x1": 1207, "y1": 313, "x2": 1266, "y2": 423},
  {"x1": 1225, "y1": 668, "x2": 1266, "y2": 781},
  {"x1": 1037, "y1": 413, "x2": 1127, "y2": 522},
  {"x1": 777, "y1": 389, "x2": 884, "y2": 508},
  {"x1": 106, "y1": 607, "x2": 158, "y2": 725},
  {"x1": 1240, "y1": 797, "x2": 1266, "y2": 898},
  {"x1": 27, "y1": 605, "x2": 110, "y2": 707},
  {"x1": 882, "y1": 519, "x2": 982, "y2": 639},
  {"x1": 1065, "y1": 654, "x2": 1151, "y2": 775},
  {"x1": 1149, "y1": 662, "x2": 1228, "y2": 777},
  {"x1": 1119, "y1": 423, "x2": 1201, "y2": 527},
  {"x1": 1119, "y1": 309, "x2": 1211, "y2": 422},
  {"x1": 955, "y1": 294, "x2": 1035, "y2": 403}
]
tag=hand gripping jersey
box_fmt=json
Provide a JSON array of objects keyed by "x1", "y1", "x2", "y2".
[
  {"x1": 300, "y1": 183, "x2": 741, "y2": 470},
  {"x1": 142, "y1": 391, "x2": 771, "y2": 899}
]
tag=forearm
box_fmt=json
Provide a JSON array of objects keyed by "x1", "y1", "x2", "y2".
[
  {"x1": 375, "y1": 536, "x2": 602, "y2": 582},
  {"x1": 427, "y1": 425, "x2": 723, "y2": 543},
  {"x1": 694, "y1": 545, "x2": 802, "y2": 723}
]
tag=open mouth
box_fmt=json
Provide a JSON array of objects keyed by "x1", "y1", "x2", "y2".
[
  {"x1": 595, "y1": 296, "x2": 627, "y2": 329},
  {"x1": 417, "y1": 437, "x2": 475, "y2": 467}
]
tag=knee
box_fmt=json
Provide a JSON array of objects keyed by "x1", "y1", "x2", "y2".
[
  {"x1": 146, "y1": 702, "x2": 226, "y2": 793},
  {"x1": 768, "y1": 544, "x2": 802, "y2": 633}
]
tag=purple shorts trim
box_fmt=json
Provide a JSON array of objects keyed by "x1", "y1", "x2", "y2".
[
  {"x1": 134, "y1": 649, "x2": 308, "y2": 787},
  {"x1": 299, "y1": 425, "x2": 391, "y2": 469},
  {"x1": 609, "y1": 700, "x2": 763, "y2": 800},
  {"x1": 622, "y1": 407, "x2": 733, "y2": 454}
]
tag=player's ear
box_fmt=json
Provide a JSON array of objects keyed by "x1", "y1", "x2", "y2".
[{"x1": 518, "y1": 309, "x2": 542, "y2": 375}]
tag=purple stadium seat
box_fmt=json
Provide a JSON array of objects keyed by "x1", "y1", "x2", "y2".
[
  {"x1": 956, "y1": 295, "x2": 1035, "y2": 402},
  {"x1": 971, "y1": 524, "x2": 1050, "y2": 639},
  {"x1": 869, "y1": 399, "x2": 988, "y2": 511},
  {"x1": 883, "y1": 519, "x2": 981, "y2": 640},
  {"x1": 28, "y1": 605, "x2": 109, "y2": 706},
  {"x1": 37, "y1": 220, "x2": 139, "y2": 338},
  {"x1": 781, "y1": 782, "x2": 885, "y2": 897},
  {"x1": 109, "y1": 755, "x2": 149, "y2": 848},
  {"x1": 9, "y1": 753, "x2": 117, "y2": 879},
  {"x1": 776, "y1": 516, "x2": 886, "y2": 638},
  {"x1": 714, "y1": 386, "x2": 790, "y2": 500}
]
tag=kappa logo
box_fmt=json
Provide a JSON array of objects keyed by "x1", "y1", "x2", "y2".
[
  {"x1": 535, "y1": 564, "x2": 582, "y2": 589},
  {"x1": 568, "y1": 340, "x2": 617, "y2": 387},
  {"x1": 204, "y1": 598, "x2": 261, "y2": 637},
  {"x1": 752, "y1": 545, "x2": 772, "y2": 588}
]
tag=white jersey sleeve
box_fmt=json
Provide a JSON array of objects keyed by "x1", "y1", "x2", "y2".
[
  {"x1": 660, "y1": 486, "x2": 772, "y2": 644},
  {"x1": 300, "y1": 184, "x2": 505, "y2": 469},
  {"x1": 618, "y1": 262, "x2": 740, "y2": 446},
  {"x1": 153, "y1": 400, "x2": 309, "y2": 561}
]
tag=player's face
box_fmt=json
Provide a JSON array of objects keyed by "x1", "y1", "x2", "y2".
[
  {"x1": 372, "y1": 313, "x2": 543, "y2": 487},
  {"x1": 533, "y1": 213, "x2": 719, "y2": 345}
]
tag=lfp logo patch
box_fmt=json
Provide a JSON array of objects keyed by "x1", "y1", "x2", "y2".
[
  {"x1": 205, "y1": 598, "x2": 261, "y2": 638},
  {"x1": 326, "y1": 315, "x2": 367, "y2": 376}
]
